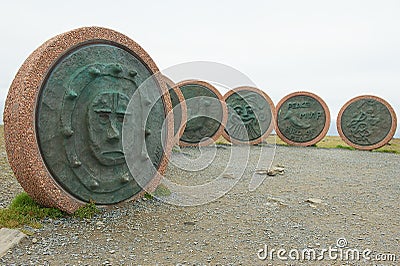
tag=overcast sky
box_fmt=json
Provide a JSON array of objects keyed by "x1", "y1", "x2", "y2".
[{"x1": 1, "y1": 0, "x2": 399, "y2": 136}]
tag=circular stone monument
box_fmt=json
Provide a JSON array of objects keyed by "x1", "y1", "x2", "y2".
[
  {"x1": 337, "y1": 95, "x2": 397, "y2": 150},
  {"x1": 178, "y1": 80, "x2": 227, "y2": 146},
  {"x1": 275, "y1": 91, "x2": 331, "y2": 146},
  {"x1": 163, "y1": 76, "x2": 187, "y2": 143},
  {"x1": 3, "y1": 27, "x2": 174, "y2": 213},
  {"x1": 222, "y1": 86, "x2": 275, "y2": 145}
]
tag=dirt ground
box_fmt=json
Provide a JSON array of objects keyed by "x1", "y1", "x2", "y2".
[{"x1": 0, "y1": 138, "x2": 399, "y2": 265}]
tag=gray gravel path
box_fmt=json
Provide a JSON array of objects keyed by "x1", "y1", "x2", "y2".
[{"x1": 1, "y1": 144, "x2": 399, "y2": 265}]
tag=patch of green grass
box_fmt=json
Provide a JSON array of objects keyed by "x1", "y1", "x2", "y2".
[
  {"x1": 276, "y1": 143, "x2": 288, "y2": 146},
  {"x1": 0, "y1": 192, "x2": 64, "y2": 229},
  {"x1": 72, "y1": 200, "x2": 100, "y2": 219},
  {"x1": 214, "y1": 136, "x2": 231, "y2": 145},
  {"x1": 374, "y1": 149, "x2": 399, "y2": 154},
  {"x1": 10, "y1": 193, "x2": 64, "y2": 219},
  {"x1": 266, "y1": 134, "x2": 400, "y2": 154},
  {"x1": 20, "y1": 229, "x2": 35, "y2": 236},
  {"x1": 335, "y1": 145, "x2": 355, "y2": 150},
  {"x1": 143, "y1": 184, "x2": 172, "y2": 199},
  {"x1": 153, "y1": 184, "x2": 172, "y2": 197},
  {"x1": 143, "y1": 193, "x2": 154, "y2": 200},
  {"x1": 0, "y1": 193, "x2": 101, "y2": 229}
]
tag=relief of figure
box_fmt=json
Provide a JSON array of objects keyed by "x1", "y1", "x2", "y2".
[
  {"x1": 225, "y1": 92, "x2": 267, "y2": 141},
  {"x1": 61, "y1": 63, "x2": 140, "y2": 193},
  {"x1": 88, "y1": 91, "x2": 130, "y2": 166},
  {"x1": 33, "y1": 41, "x2": 170, "y2": 205}
]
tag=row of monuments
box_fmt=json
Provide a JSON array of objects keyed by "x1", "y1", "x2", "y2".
[
  {"x1": 3, "y1": 27, "x2": 398, "y2": 212},
  {"x1": 174, "y1": 83, "x2": 397, "y2": 151},
  {"x1": 277, "y1": 93, "x2": 397, "y2": 151}
]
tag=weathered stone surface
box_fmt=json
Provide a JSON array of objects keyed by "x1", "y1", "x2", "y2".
[
  {"x1": 222, "y1": 86, "x2": 275, "y2": 145},
  {"x1": 3, "y1": 26, "x2": 173, "y2": 213},
  {"x1": 276, "y1": 91, "x2": 330, "y2": 146},
  {"x1": 337, "y1": 95, "x2": 397, "y2": 150},
  {"x1": 0, "y1": 228, "x2": 26, "y2": 258},
  {"x1": 163, "y1": 76, "x2": 187, "y2": 143},
  {"x1": 178, "y1": 80, "x2": 227, "y2": 146}
]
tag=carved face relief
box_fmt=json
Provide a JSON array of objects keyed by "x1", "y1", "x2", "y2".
[
  {"x1": 88, "y1": 91, "x2": 129, "y2": 166},
  {"x1": 233, "y1": 102, "x2": 256, "y2": 125},
  {"x1": 34, "y1": 41, "x2": 170, "y2": 204},
  {"x1": 225, "y1": 91, "x2": 273, "y2": 142}
]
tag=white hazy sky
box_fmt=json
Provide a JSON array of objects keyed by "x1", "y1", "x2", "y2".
[{"x1": 1, "y1": 0, "x2": 399, "y2": 136}]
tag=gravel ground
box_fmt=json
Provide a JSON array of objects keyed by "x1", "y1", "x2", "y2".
[{"x1": 1, "y1": 142, "x2": 399, "y2": 266}]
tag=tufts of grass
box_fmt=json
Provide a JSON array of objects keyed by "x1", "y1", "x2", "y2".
[
  {"x1": 9, "y1": 193, "x2": 65, "y2": 219},
  {"x1": 143, "y1": 184, "x2": 172, "y2": 200},
  {"x1": 0, "y1": 193, "x2": 101, "y2": 229},
  {"x1": 0, "y1": 192, "x2": 64, "y2": 229},
  {"x1": 72, "y1": 200, "x2": 100, "y2": 219},
  {"x1": 143, "y1": 193, "x2": 154, "y2": 200},
  {"x1": 153, "y1": 184, "x2": 172, "y2": 197},
  {"x1": 335, "y1": 145, "x2": 355, "y2": 151},
  {"x1": 374, "y1": 149, "x2": 399, "y2": 154},
  {"x1": 214, "y1": 136, "x2": 231, "y2": 145}
]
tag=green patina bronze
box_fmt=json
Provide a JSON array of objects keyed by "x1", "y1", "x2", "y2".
[
  {"x1": 225, "y1": 90, "x2": 272, "y2": 142},
  {"x1": 168, "y1": 85, "x2": 183, "y2": 137},
  {"x1": 36, "y1": 42, "x2": 166, "y2": 204},
  {"x1": 277, "y1": 95, "x2": 326, "y2": 143},
  {"x1": 340, "y1": 98, "x2": 392, "y2": 146},
  {"x1": 179, "y1": 83, "x2": 223, "y2": 144}
]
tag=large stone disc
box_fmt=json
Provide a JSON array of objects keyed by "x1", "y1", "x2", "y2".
[
  {"x1": 3, "y1": 27, "x2": 173, "y2": 213},
  {"x1": 276, "y1": 91, "x2": 331, "y2": 146},
  {"x1": 337, "y1": 95, "x2": 397, "y2": 150},
  {"x1": 163, "y1": 76, "x2": 187, "y2": 143},
  {"x1": 178, "y1": 80, "x2": 227, "y2": 146},
  {"x1": 222, "y1": 86, "x2": 275, "y2": 145}
]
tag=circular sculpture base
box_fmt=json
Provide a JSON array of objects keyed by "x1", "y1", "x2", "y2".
[
  {"x1": 222, "y1": 86, "x2": 275, "y2": 145},
  {"x1": 337, "y1": 95, "x2": 397, "y2": 150},
  {"x1": 178, "y1": 80, "x2": 227, "y2": 147},
  {"x1": 3, "y1": 27, "x2": 173, "y2": 213},
  {"x1": 276, "y1": 91, "x2": 330, "y2": 146}
]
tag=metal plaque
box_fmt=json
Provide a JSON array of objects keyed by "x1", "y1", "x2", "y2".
[
  {"x1": 276, "y1": 92, "x2": 330, "y2": 146},
  {"x1": 338, "y1": 96, "x2": 397, "y2": 150},
  {"x1": 178, "y1": 80, "x2": 226, "y2": 146},
  {"x1": 223, "y1": 87, "x2": 275, "y2": 144},
  {"x1": 36, "y1": 42, "x2": 167, "y2": 204}
]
